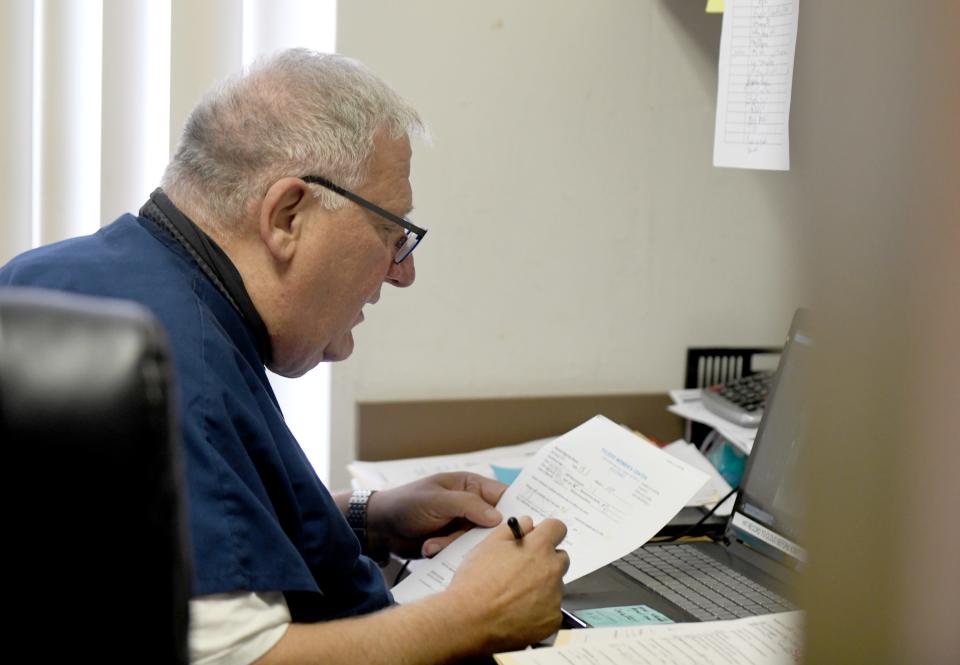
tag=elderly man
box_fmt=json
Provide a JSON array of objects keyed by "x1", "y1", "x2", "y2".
[{"x1": 0, "y1": 49, "x2": 568, "y2": 664}]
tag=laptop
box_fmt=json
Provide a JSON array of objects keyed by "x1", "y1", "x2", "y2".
[{"x1": 562, "y1": 311, "x2": 811, "y2": 626}]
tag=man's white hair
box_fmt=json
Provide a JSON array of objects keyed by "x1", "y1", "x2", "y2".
[{"x1": 162, "y1": 49, "x2": 424, "y2": 235}]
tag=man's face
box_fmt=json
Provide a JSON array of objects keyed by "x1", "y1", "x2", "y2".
[{"x1": 275, "y1": 132, "x2": 416, "y2": 375}]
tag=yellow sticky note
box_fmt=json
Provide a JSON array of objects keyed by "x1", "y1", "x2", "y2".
[{"x1": 706, "y1": 0, "x2": 725, "y2": 13}]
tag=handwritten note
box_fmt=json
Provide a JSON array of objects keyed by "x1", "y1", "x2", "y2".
[
  {"x1": 391, "y1": 416, "x2": 708, "y2": 604},
  {"x1": 713, "y1": 0, "x2": 800, "y2": 170}
]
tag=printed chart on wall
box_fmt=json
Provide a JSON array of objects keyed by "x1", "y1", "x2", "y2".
[{"x1": 713, "y1": 0, "x2": 800, "y2": 170}]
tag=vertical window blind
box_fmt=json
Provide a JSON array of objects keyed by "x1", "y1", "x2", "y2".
[{"x1": 1, "y1": 0, "x2": 337, "y2": 483}]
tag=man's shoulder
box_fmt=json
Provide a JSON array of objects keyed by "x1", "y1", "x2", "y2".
[
  {"x1": 0, "y1": 214, "x2": 172, "y2": 274},
  {"x1": 0, "y1": 213, "x2": 211, "y2": 360},
  {"x1": 0, "y1": 213, "x2": 264, "y2": 397},
  {"x1": 0, "y1": 214, "x2": 188, "y2": 287}
]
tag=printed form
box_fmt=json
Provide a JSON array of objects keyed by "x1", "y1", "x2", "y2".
[
  {"x1": 392, "y1": 416, "x2": 708, "y2": 604},
  {"x1": 713, "y1": 0, "x2": 800, "y2": 170},
  {"x1": 495, "y1": 611, "x2": 804, "y2": 664}
]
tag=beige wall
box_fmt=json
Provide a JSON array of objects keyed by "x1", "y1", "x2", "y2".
[
  {"x1": 335, "y1": 3, "x2": 960, "y2": 657},
  {"x1": 331, "y1": 0, "x2": 805, "y2": 486}
]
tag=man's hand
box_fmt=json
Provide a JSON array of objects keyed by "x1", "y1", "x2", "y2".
[
  {"x1": 365, "y1": 472, "x2": 507, "y2": 559},
  {"x1": 256, "y1": 516, "x2": 570, "y2": 665},
  {"x1": 445, "y1": 516, "x2": 570, "y2": 652}
]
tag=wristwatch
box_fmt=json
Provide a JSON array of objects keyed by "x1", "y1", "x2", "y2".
[{"x1": 347, "y1": 489, "x2": 389, "y2": 565}]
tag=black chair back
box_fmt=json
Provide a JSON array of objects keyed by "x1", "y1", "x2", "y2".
[{"x1": 0, "y1": 288, "x2": 190, "y2": 663}]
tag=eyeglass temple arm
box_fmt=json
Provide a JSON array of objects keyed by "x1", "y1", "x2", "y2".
[{"x1": 301, "y1": 176, "x2": 426, "y2": 237}]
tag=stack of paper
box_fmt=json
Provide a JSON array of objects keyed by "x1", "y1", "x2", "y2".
[
  {"x1": 667, "y1": 388, "x2": 757, "y2": 454},
  {"x1": 392, "y1": 416, "x2": 709, "y2": 604},
  {"x1": 662, "y1": 440, "x2": 736, "y2": 516},
  {"x1": 495, "y1": 611, "x2": 804, "y2": 664},
  {"x1": 347, "y1": 438, "x2": 551, "y2": 490}
]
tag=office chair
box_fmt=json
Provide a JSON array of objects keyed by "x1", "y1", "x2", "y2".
[{"x1": 0, "y1": 288, "x2": 190, "y2": 663}]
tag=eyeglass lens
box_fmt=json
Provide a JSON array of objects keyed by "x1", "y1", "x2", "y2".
[{"x1": 395, "y1": 231, "x2": 419, "y2": 264}]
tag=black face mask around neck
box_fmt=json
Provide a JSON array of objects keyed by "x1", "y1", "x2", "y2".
[{"x1": 140, "y1": 188, "x2": 273, "y2": 364}]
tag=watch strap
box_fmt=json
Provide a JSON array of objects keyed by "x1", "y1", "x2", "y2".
[{"x1": 347, "y1": 489, "x2": 389, "y2": 565}]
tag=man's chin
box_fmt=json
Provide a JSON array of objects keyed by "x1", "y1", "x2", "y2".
[
  {"x1": 322, "y1": 334, "x2": 355, "y2": 362},
  {"x1": 268, "y1": 334, "x2": 354, "y2": 376},
  {"x1": 269, "y1": 356, "x2": 326, "y2": 378}
]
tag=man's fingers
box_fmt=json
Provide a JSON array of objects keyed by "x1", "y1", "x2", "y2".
[
  {"x1": 422, "y1": 529, "x2": 469, "y2": 557},
  {"x1": 490, "y1": 515, "x2": 532, "y2": 542},
  {"x1": 453, "y1": 472, "x2": 508, "y2": 510},
  {"x1": 446, "y1": 490, "x2": 503, "y2": 527},
  {"x1": 516, "y1": 515, "x2": 534, "y2": 535},
  {"x1": 556, "y1": 548, "x2": 571, "y2": 576},
  {"x1": 426, "y1": 473, "x2": 507, "y2": 526},
  {"x1": 527, "y1": 517, "x2": 567, "y2": 547},
  {"x1": 435, "y1": 471, "x2": 508, "y2": 506},
  {"x1": 467, "y1": 473, "x2": 509, "y2": 507},
  {"x1": 495, "y1": 516, "x2": 566, "y2": 544}
]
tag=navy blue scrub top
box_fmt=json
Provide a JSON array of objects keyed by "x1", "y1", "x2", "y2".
[{"x1": 0, "y1": 202, "x2": 392, "y2": 622}]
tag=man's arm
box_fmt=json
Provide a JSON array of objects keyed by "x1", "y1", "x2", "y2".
[
  {"x1": 255, "y1": 518, "x2": 569, "y2": 665},
  {"x1": 256, "y1": 590, "x2": 485, "y2": 665}
]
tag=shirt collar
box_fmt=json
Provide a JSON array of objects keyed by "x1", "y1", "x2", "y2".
[{"x1": 139, "y1": 188, "x2": 273, "y2": 364}]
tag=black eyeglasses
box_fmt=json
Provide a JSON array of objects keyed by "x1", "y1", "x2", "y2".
[{"x1": 302, "y1": 175, "x2": 426, "y2": 264}]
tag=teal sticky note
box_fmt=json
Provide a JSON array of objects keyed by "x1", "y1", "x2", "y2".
[
  {"x1": 491, "y1": 465, "x2": 522, "y2": 485},
  {"x1": 576, "y1": 604, "x2": 674, "y2": 627}
]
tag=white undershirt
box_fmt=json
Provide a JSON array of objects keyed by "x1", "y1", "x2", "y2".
[{"x1": 189, "y1": 592, "x2": 291, "y2": 665}]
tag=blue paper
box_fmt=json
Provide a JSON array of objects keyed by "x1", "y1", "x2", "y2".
[{"x1": 491, "y1": 465, "x2": 522, "y2": 485}]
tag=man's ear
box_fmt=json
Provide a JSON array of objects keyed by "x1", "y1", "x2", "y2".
[{"x1": 258, "y1": 177, "x2": 314, "y2": 263}]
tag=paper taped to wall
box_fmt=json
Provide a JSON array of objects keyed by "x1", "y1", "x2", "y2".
[{"x1": 713, "y1": 0, "x2": 800, "y2": 170}]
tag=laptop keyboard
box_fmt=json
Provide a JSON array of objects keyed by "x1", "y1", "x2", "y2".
[{"x1": 612, "y1": 544, "x2": 796, "y2": 621}]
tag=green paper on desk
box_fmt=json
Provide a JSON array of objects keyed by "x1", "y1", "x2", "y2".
[{"x1": 577, "y1": 604, "x2": 674, "y2": 627}]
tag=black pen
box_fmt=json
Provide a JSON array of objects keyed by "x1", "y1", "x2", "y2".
[{"x1": 507, "y1": 516, "x2": 524, "y2": 541}]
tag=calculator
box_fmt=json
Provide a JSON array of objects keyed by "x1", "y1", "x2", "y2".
[{"x1": 701, "y1": 371, "x2": 773, "y2": 427}]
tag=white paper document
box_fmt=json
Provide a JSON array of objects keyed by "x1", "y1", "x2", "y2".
[
  {"x1": 662, "y1": 440, "x2": 735, "y2": 515},
  {"x1": 495, "y1": 611, "x2": 804, "y2": 665},
  {"x1": 667, "y1": 396, "x2": 758, "y2": 454},
  {"x1": 392, "y1": 416, "x2": 708, "y2": 604},
  {"x1": 347, "y1": 438, "x2": 551, "y2": 490},
  {"x1": 713, "y1": 0, "x2": 800, "y2": 170},
  {"x1": 668, "y1": 388, "x2": 703, "y2": 406}
]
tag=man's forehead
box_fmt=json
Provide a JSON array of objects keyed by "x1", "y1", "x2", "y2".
[
  {"x1": 359, "y1": 133, "x2": 413, "y2": 201},
  {"x1": 371, "y1": 133, "x2": 412, "y2": 174}
]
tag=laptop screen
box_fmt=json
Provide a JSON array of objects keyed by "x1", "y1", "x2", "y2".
[{"x1": 729, "y1": 311, "x2": 811, "y2": 564}]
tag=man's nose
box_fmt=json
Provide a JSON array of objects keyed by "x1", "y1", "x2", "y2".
[{"x1": 385, "y1": 255, "x2": 415, "y2": 287}]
